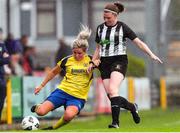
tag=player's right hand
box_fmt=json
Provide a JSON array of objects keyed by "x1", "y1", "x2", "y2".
[{"x1": 34, "y1": 85, "x2": 43, "y2": 95}]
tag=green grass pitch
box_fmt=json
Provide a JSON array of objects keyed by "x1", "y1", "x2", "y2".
[{"x1": 11, "y1": 108, "x2": 180, "y2": 132}]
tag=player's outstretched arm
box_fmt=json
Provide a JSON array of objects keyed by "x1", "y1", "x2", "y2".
[
  {"x1": 133, "y1": 38, "x2": 163, "y2": 64},
  {"x1": 34, "y1": 65, "x2": 61, "y2": 95}
]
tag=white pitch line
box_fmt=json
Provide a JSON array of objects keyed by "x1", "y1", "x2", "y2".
[{"x1": 2, "y1": 132, "x2": 180, "y2": 133}]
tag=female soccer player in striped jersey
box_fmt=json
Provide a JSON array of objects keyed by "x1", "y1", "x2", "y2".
[
  {"x1": 88, "y1": 1, "x2": 163, "y2": 128},
  {"x1": 31, "y1": 25, "x2": 100, "y2": 130}
]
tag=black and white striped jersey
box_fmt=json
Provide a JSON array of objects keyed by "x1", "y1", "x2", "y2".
[{"x1": 95, "y1": 21, "x2": 137, "y2": 57}]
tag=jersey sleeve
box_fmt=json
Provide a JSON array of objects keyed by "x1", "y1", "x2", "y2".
[
  {"x1": 57, "y1": 57, "x2": 65, "y2": 68},
  {"x1": 95, "y1": 26, "x2": 100, "y2": 43},
  {"x1": 57, "y1": 59, "x2": 63, "y2": 66},
  {"x1": 57, "y1": 56, "x2": 69, "y2": 68},
  {"x1": 122, "y1": 22, "x2": 137, "y2": 40}
]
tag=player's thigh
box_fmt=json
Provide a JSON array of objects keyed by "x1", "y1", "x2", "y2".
[
  {"x1": 102, "y1": 79, "x2": 110, "y2": 93},
  {"x1": 109, "y1": 71, "x2": 124, "y2": 96},
  {"x1": 110, "y1": 71, "x2": 124, "y2": 89}
]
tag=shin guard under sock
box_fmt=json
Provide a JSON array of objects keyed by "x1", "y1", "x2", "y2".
[{"x1": 110, "y1": 97, "x2": 120, "y2": 125}]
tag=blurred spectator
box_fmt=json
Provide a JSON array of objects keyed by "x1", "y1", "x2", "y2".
[
  {"x1": 22, "y1": 46, "x2": 36, "y2": 75},
  {"x1": 4, "y1": 33, "x2": 24, "y2": 76},
  {"x1": 55, "y1": 38, "x2": 71, "y2": 77},
  {"x1": 0, "y1": 28, "x2": 10, "y2": 122},
  {"x1": 19, "y1": 35, "x2": 29, "y2": 54},
  {"x1": 55, "y1": 38, "x2": 71, "y2": 64},
  {"x1": 11, "y1": 53, "x2": 24, "y2": 76},
  {"x1": 4, "y1": 33, "x2": 21, "y2": 55}
]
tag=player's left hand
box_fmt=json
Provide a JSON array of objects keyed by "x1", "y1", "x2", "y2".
[
  {"x1": 151, "y1": 54, "x2": 163, "y2": 64},
  {"x1": 87, "y1": 59, "x2": 101, "y2": 74},
  {"x1": 87, "y1": 63, "x2": 94, "y2": 74},
  {"x1": 93, "y1": 59, "x2": 101, "y2": 66}
]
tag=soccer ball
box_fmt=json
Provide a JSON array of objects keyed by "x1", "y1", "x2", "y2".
[{"x1": 21, "y1": 115, "x2": 40, "y2": 130}]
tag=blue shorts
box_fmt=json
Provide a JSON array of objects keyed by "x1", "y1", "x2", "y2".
[{"x1": 46, "y1": 89, "x2": 85, "y2": 112}]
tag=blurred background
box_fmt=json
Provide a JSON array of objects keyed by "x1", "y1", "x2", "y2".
[{"x1": 0, "y1": 0, "x2": 180, "y2": 129}]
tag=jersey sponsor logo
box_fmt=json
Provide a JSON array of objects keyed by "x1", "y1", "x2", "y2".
[
  {"x1": 71, "y1": 69, "x2": 86, "y2": 74},
  {"x1": 100, "y1": 39, "x2": 110, "y2": 45}
]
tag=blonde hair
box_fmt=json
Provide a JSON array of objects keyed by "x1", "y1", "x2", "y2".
[{"x1": 72, "y1": 25, "x2": 91, "y2": 52}]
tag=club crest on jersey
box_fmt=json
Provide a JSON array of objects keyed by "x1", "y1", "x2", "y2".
[
  {"x1": 84, "y1": 63, "x2": 88, "y2": 67},
  {"x1": 115, "y1": 64, "x2": 121, "y2": 71}
]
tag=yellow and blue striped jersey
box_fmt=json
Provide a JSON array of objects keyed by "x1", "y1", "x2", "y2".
[{"x1": 57, "y1": 54, "x2": 93, "y2": 100}]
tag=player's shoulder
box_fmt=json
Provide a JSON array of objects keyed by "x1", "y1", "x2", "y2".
[
  {"x1": 97, "y1": 23, "x2": 105, "y2": 29},
  {"x1": 62, "y1": 55, "x2": 73, "y2": 61},
  {"x1": 117, "y1": 21, "x2": 130, "y2": 28},
  {"x1": 117, "y1": 21, "x2": 125, "y2": 26},
  {"x1": 58, "y1": 55, "x2": 73, "y2": 66},
  {"x1": 87, "y1": 54, "x2": 92, "y2": 59}
]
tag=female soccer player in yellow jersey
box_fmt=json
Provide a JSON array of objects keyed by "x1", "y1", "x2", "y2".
[{"x1": 31, "y1": 25, "x2": 100, "y2": 130}]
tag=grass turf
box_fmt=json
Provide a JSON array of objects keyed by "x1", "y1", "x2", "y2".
[{"x1": 10, "y1": 108, "x2": 180, "y2": 132}]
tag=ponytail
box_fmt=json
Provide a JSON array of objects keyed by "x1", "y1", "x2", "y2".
[
  {"x1": 73, "y1": 24, "x2": 91, "y2": 51},
  {"x1": 114, "y1": 2, "x2": 124, "y2": 13},
  {"x1": 104, "y1": 1, "x2": 125, "y2": 15}
]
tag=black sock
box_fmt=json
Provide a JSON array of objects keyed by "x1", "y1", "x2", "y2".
[
  {"x1": 118, "y1": 96, "x2": 135, "y2": 112},
  {"x1": 110, "y1": 97, "x2": 120, "y2": 125}
]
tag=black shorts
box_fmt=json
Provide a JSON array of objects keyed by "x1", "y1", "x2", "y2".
[{"x1": 99, "y1": 55, "x2": 128, "y2": 79}]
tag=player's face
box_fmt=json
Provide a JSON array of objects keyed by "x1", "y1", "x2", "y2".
[
  {"x1": 72, "y1": 48, "x2": 85, "y2": 61},
  {"x1": 104, "y1": 12, "x2": 117, "y2": 26}
]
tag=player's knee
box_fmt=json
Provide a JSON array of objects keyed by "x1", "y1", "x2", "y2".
[
  {"x1": 108, "y1": 87, "x2": 119, "y2": 97},
  {"x1": 36, "y1": 107, "x2": 48, "y2": 116}
]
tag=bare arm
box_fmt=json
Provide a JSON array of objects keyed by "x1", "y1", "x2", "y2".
[
  {"x1": 34, "y1": 65, "x2": 61, "y2": 95},
  {"x1": 133, "y1": 38, "x2": 163, "y2": 64},
  {"x1": 87, "y1": 44, "x2": 101, "y2": 73},
  {"x1": 92, "y1": 44, "x2": 100, "y2": 61}
]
